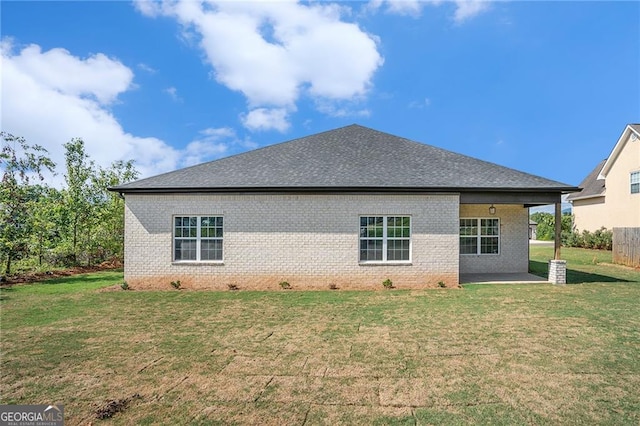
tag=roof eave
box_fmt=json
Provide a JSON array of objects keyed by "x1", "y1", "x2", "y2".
[
  {"x1": 567, "y1": 193, "x2": 605, "y2": 202},
  {"x1": 598, "y1": 124, "x2": 640, "y2": 179},
  {"x1": 110, "y1": 185, "x2": 580, "y2": 195}
]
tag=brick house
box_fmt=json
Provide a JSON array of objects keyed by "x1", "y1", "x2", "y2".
[{"x1": 111, "y1": 125, "x2": 577, "y2": 289}]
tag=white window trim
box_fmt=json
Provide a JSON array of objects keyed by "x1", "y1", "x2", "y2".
[
  {"x1": 631, "y1": 171, "x2": 640, "y2": 194},
  {"x1": 359, "y1": 216, "x2": 412, "y2": 264},
  {"x1": 460, "y1": 217, "x2": 500, "y2": 256},
  {"x1": 173, "y1": 215, "x2": 224, "y2": 263}
]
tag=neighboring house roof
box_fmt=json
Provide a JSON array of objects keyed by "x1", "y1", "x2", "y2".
[
  {"x1": 112, "y1": 124, "x2": 577, "y2": 193},
  {"x1": 566, "y1": 159, "x2": 607, "y2": 202},
  {"x1": 598, "y1": 123, "x2": 640, "y2": 179},
  {"x1": 568, "y1": 123, "x2": 640, "y2": 202}
]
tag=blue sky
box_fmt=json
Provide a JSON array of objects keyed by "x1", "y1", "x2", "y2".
[{"x1": 2, "y1": 1, "x2": 639, "y2": 190}]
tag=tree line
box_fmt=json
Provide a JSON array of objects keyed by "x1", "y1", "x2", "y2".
[{"x1": 1, "y1": 132, "x2": 138, "y2": 276}]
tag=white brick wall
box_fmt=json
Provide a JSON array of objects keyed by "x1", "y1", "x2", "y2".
[
  {"x1": 458, "y1": 204, "x2": 529, "y2": 273},
  {"x1": 123, "y1": 193, "x2": 460, "y2": 289}
]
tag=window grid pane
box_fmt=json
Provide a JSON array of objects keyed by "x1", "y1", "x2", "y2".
[
  {"x1": 175, "y1": 216, "x2": 197, "y2": 240},
  {"x1": 460, "y1": 219, "x2": 477, "y2": 236},
  {"x1": 201, "y1": 216, "x2": 223, "y2": 238},
  {"x1": 388, "y1": 216, "x2": 410, "y2": 238},
  {"x1": 480, "y1": 219, "x2": 499, "y2": 236},
  {"x1": 360, "y1": 239, "x2": 383, "y2": 261},
  {"x1": 387, "y1": 239, "x2": 410, "y2": 261},
  {"x1": 460, "y1": 237, "x2": 478, "y2": 254},
  {"x1": 175, "y1": 239, "x2": 197, "y2": 261},
  {"x1": 480, "y1": 237, "x2": 499, "y2": 254},
  {"x1": 201, "y1": 239, "x2": 223, "y2": 261},
  {"x1": 360, "y1": 216, "x2": 383, "y2": 238}
]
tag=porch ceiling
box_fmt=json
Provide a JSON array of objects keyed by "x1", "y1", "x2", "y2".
[{"x1": 459, "y1": 191, "x2": 563, "y2": 206}]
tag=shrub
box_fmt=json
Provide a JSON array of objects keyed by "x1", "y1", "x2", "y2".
[
  {"x1": 382, "y1": 279, "x2": 393, "y2": 289},
  {"x1": 227, "y1": 283, "x2": 239, "y2": 291},
  {"x1": 562, "y1": 230, "x2": 583, "y2": 248},
  {"x1": 329, "y1": 283, "x2": 338, "y2": 290},
  {"x1": 562, "y1": 227, "x2": 612, "y2": 250},
  {"x1": 438, "y1": 281, "x2": 446, "y2": 288},
  {"x1": 120, "y1": 281, "x2": 129, "y2": 290},
  {"x1": 170, "y1": 280, "x2": 181, "y2": 289},
  {"x1": 279, "y1": 281, "x2": 291, "y2": 290}
]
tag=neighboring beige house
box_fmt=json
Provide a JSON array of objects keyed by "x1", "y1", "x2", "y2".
[
  {"x1": 111, "y1": 125, "x2": 577, "y2": 290},
  {"x1": 568, "y1": 124, "x2": 640, "y2": 232}
]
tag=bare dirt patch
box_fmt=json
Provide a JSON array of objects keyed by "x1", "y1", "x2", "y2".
[{"x1": 93, "y1": 393, "x2": 142, "y2": 420}]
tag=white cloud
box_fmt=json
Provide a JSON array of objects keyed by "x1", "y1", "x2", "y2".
[
  {"x1": 241, "y1": 108, "x2": 291, "y2": 133},
  {"x1": 408, "y1": 97, "x2": 431, "y2": 109},
  {"x1": 164, "y1": 86, "x2": 182, "y2": 102},
  {"x1": 133, "y1": 0, "x2": 165, "y2": 18},
  {"x1": 182, "y1": 126, "x2": 258, "y2": 166},
  {"x1": 384, "y1": 0, "x2": 425, "y2": 17},
  {"x1": 137, "y1": 0, "x2": 384, "y2": 132},
  {"x1": 137, "y1": 62, "x2": 157, "y2": 73},
  {"x1": 453, "y1": 0, "x2": 490, "y2": 24},
  {"x1": 182, "y1": 140, "x2": 228, "y2": 167},
  {"x1": 370, "y1": 0, "x2": 489, "y2": 23},
  {"x1": 200, "y1": 127, "x2": 235, "y2": 139},
  {"x1": 0, "y1": 40, "x2": 195, "y2": 183},
  {"x1": 315, "y1": 100, "x2": 371, "y2": 118},
  {"x1": 6, "y1": 44, "x2": 134, "y2": 105}
]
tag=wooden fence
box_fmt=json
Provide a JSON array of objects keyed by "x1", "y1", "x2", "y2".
[{"x1": 613, "y1": 227, "x2": 640, "y2": 268}]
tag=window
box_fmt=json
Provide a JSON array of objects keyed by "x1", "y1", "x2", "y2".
[
  {"x1": 359, "y1": 216, "x2": 411, "y2": 262},
  {"x1": 174, "y1": 216, "x2": 223, "y2": 262},
  {"x1": 631, "y1": 171, "x2": 640, "y2": 194},
  {"x1": 460, "y1": 218, "x2": 499, "y2": 255}
]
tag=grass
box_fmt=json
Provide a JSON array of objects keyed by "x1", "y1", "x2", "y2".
[
  {"x1": 1, "y1": 252, "x2": 639, "y2": 425},
  {"x1": 529, "y1": 245, "x2": 640, "y2": 283}
]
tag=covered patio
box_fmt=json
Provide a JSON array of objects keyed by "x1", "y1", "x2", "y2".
[{"x1": 459, "y1": 191, "x2": 572, "y2": 284}]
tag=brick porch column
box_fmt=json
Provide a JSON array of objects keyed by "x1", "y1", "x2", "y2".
[{"x1": 549, "y1": 202, "x2": 567, "y2": 284}]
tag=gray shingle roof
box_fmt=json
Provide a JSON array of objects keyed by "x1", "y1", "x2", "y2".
[
  {"x1": 566, "y1": 159, "x2": 606, "y2": 201},
  {"x1": 113, "y1": 124, "x2": 576, "y2": 193}
]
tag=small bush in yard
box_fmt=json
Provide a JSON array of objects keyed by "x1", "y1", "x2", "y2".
[
  {"x1": 120, "y1": 282, "x2": 130, "y2": 290},
  {"x1": 170, "y1": 280, "x2": 181, "y2": 289},
  {"x1": 279, "y1": 281, "x2": 291, "y2": 289},
  {"x1": 438, "y1": 281, "x2": 446, "y2": 288},
  {"x1": 382, "y1": 279, "x2": 394, "y2": 289},
  {"x1": 227, "y1": 283, "x2": 239, "y2": 291},
  {"x1": 329, "y1": 283, "x2": 338, "y2": 290},
  {"x1": 562, "y1": 227, "x2": 612, "y2": 250}
]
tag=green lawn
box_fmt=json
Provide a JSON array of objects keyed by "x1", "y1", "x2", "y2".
[
  {"x1": 1, "y1": 252, "x2": 639, "y2": 425},
  {"x1": 530, "y1": 245, "x2": 640, "y2": 283}
]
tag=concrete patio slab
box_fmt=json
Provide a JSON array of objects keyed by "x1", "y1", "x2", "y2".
[{"x1": 460, "y1": 273, "x2": 548, "y2": 284}]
